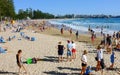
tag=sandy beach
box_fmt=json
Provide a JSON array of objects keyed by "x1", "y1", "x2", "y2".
[{"x1": 0, "y1": 25, "x2": 120, "y2": 75}]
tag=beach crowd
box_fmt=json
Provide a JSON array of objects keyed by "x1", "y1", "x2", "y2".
[{"x1": 0, "y1": 19, "x2": 120, "y2": 75}]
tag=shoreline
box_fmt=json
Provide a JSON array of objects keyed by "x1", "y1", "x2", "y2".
[{"x1": 26, "y1": 20, "x2": 102, "y2": 48}]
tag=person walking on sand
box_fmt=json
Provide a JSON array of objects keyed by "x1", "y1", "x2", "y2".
[
  {"x1": 80, "y1": 50, "x2": 87, "y2": 75},
  {"x1": 57, "y1": 41, "x2": 65, "y2": 62},
  {"x1": 71, "y1": 40, "x2": 76, "y2": 59},
  {"x1": 91, "y1": 32, "x2": 95, "y2": 44},
  {"x1": 69, "y1": 28, "x2": 72, "y2": 36},
  {"x1": 76, "y1": 30, "x2": 79, "y2": 40},
  {"x1": 16, "y1": 50, "x2": 27, "y2": 74},
  {"x1": 66, "y1": 40, "x2": 72, "y2": 62},
  {"x1": 96, "y1": 45, "x2": 105, "y2": 75},
  {"x1": 61, "y1": 27, "x2": 64, "y2": 35}
]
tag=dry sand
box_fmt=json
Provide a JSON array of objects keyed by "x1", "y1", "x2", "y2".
[{"x1": 0, "y1": 29, "x2": 120, "y2": 75}]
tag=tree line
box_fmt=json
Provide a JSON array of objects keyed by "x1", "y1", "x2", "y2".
[
  {"x1": 0, "y1": 0, "x2": 54, "y2": 20},
  {"x1": 0, "y1": 0, "x2": 15, "y2": 18},
  {"x1": 16, "y1": 8, "x2": 55, "y2": 19}
]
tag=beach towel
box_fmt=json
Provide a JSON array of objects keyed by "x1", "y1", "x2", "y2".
[
  {"x1": 27, "y1": 58, "x2": 32, "y2": 64},
  {"x1": 0, "y1": 36, "x2": 5, "y2": 43},
  {"x1": 31, "y1": 37, "x2": 35, "y2": 41},
  {"x1": 0, "y1": 47, "x2": 6, "y2": 53},
  {"x1": 20, "y1": 32, "x2": 24, "y2": 37},
  {"x1": 26, "y1": 58, "x2": 37, "y2": 64}
]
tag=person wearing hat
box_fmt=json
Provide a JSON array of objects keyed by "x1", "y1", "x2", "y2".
[
  {"x1": 81, "y1": 50, "x2": 87, "y2": 75},
  {"x1": 57, "y1": 41, "x2": 65, "y2": 62}
]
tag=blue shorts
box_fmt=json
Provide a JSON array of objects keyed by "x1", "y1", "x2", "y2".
[
  {"x1": 67, "y1": 50, "x2": 72, "y2": 56},
  {"x1": 111, "y1": 60, "x2": 114, "y2": 64}
]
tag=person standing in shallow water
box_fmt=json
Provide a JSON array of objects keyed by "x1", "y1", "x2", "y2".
[{"x1": 16, "y1": 50, "x2": 27, "y2": 74}]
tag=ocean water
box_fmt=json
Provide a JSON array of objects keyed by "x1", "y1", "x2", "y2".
[{"x1": 49, "y1": 18, "x2": 120, "y2": 34}]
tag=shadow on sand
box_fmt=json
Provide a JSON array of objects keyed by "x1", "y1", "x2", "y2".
[
  {"x1": 51, "y1": 34, "x2": 61, "y2": 36},
  {"x1": 57, "y1": 67, "x2": 81, "y2": 71},
  {"x1": 106, "y1": 67, "x2": 120, "y2": 71},
  {"x1": 0, "y1": 71, "x2": 17, "y2": 75},
  {"x1": 40, "y1": 56, "x2": 58, "y2": 62},
  {"x1": 43, "y1": 71, "x2": 80, "y2": 75}
]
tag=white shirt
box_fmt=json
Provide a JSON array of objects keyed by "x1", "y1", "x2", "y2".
[
  {"x1": 67, "y1": 43, "x2": 72, "y2": 51},
  {"x1": 72, "y1": 43, "x2": 76, "y2": 49},
  {"x1": 81, "y1": 55, "x2": 87, "y2": 63},
  {"x1": 97, "y1": 49, "x2": 103, "y2": 61}
]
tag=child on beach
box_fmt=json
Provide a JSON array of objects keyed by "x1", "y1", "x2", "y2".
[
  {"x1": 71, "y1": 40, "x2": 76, "y2": 59},
  {"x1": 109, "y1": 51, "x2": 115, "y2": 69},
  {"x1": 85, "y1": 66, "x2": 93, "y2": 75},
  {"x1": 67, "y1": 40, "x2": 72, "y2": 62},
  {"x1": 81, "y1": 50, "x2": 87, "y2": 75},
  {"x1": 16, "y1": 50, "x2": 27, "y2": 74},
  {"x1": 57, "y1": 41, "x2": 65, "y2": 62}
]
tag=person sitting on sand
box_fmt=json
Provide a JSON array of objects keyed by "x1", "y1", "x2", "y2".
[
  {"x1": 116, "y1": 41, "x2": 120, "y2": 50},
  {"x1": 16, "y1": 50, "x2": 27, "y2": 74},
  {"x1": 66, "y1": 40, "x2": 72, "y2": 62},
  {"x1": 26, "y1": 57, "x2": 40, "y2": 64},
  {"x1": 81, "y1": 50, "x2": 87, "y2": 75},
  {"x1": 57, "y1": 41, "x2": 65, "y2": 62},
  {"x1": 85, "y1": 66, "x2": 93, "y2": 75},
  {"x1": 109, "y1": 51, "x2": 115, "y2": 69}
]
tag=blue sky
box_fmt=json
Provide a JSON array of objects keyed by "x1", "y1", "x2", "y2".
[{"x1": 14, "y1": 0, "x2": 120, "y2": 15}]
